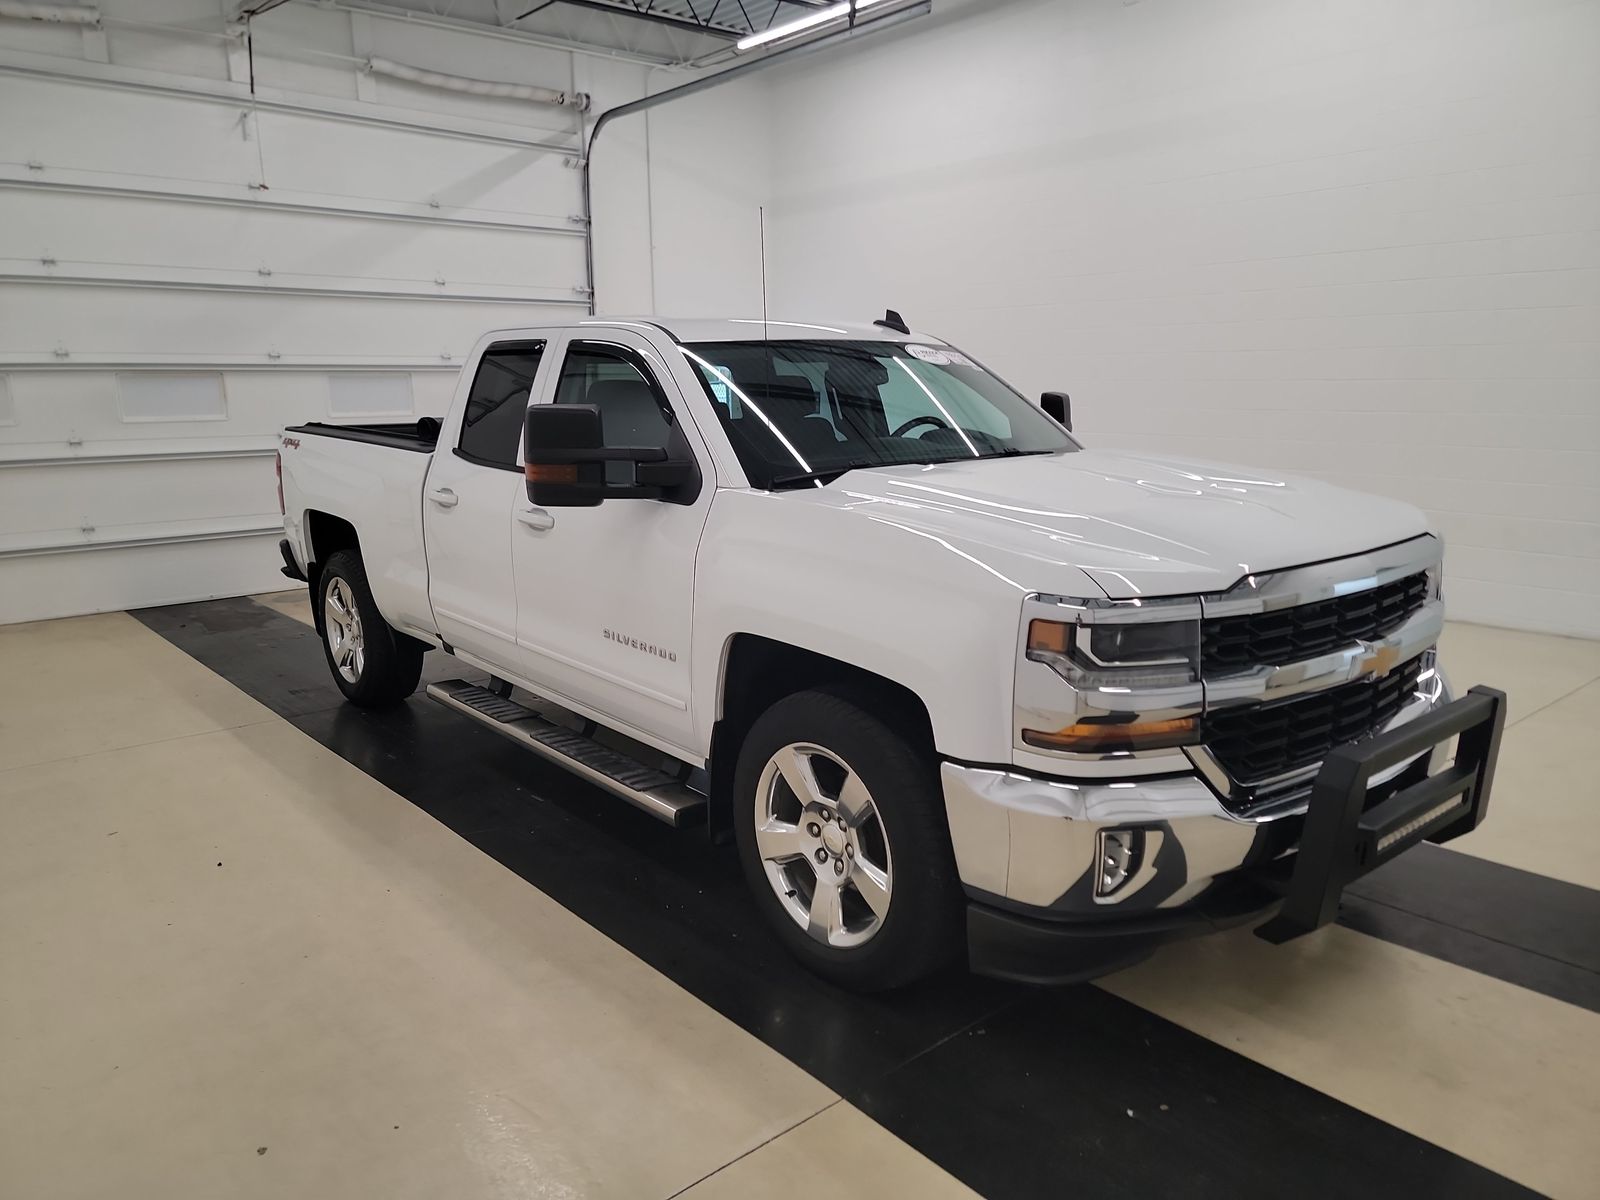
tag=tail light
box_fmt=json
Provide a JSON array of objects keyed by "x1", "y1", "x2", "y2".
[{"x1": 275, "y1": 451, "x2": 285, "y2": 514}]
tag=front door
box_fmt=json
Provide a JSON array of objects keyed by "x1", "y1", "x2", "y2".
[
  {"x1": 511, "y1": 332, "x2": 712, "y2": 755},
  {"x1": 423, "y1": 339, "x2": 547, "y2": 670}
]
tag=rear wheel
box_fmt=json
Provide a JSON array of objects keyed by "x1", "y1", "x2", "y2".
[
  {"x1": 318, "y1": 549, "x2": 424, "y2": 707},
  {"x1": 733, "y1": 689, "x2": 964, "y2": 990}
]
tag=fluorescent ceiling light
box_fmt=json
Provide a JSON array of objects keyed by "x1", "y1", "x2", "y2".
[
  {"x1": 736, "y1": 0, "x2": 896, "y2": 52},
  {"x1": 737, "y1": 1, "x2": 847, "y2": 50}
]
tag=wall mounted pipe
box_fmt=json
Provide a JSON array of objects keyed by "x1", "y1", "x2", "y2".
[
  {"x1": 0, "y1": 56, "x2": 581, "y2": 153},
  {"x1": 363, "y1": 56, "x2": 590, "y2": 111},
  {"x1": 579, "y1": 0, "x2": 931, "y2": 313},
  {"x1": 0, "y1": 2, "x2": 100, "y2": 25}
]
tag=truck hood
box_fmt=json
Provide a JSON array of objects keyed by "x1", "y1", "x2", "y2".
[{"x1": 814, "y1": 449, "x2": 1431, "y2": 599}]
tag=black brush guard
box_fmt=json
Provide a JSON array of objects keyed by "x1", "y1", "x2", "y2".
[{"x1": 1255, "y1": 685, "x2": 1507, "y2": 944}]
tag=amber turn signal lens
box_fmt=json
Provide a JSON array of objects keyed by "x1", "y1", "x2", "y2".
[
  {"x1": 525, "y1": 463, "x2": 578, "y2": 484},
  {"x1": 1021, "y1": 716, "x2": 1198, "y2": 754},
  {"x1": 1027, "y1": 619, "x2": 1071, "y2": 655}
]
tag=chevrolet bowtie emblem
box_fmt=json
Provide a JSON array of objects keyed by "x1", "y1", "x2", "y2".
[{"x1": 1357, "y1": 643, "x2": 1401, "y2": 680}]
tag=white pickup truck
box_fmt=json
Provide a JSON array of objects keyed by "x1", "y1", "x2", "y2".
[{"x1": 277, "y1": 314, "x2": 1506, "y2": 990}]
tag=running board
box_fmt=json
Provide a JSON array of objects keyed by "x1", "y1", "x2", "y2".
[{"x1": 426, "y1": 680, "x2": 706, "y2": 828}]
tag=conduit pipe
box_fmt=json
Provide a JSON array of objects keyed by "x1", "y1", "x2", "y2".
[
  {"x1": 0, "y1": 1, "x2": 99, "y2": 24},
  {"x1": 579, "y1": 0, "x2": 930, "y2": 312},
  {"x1": 363, "y1": 56, "x2": 589, "y2": 111}
]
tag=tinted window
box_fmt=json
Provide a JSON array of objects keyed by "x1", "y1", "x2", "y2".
[
  {"x1": 553, "y1": 344, "x2": 673, "y2": 483},
  {"x1": 459, "y1": 341, "x2": 545, "y2": 468},
  {"x1": 682, "y1": 340, "x2": 1074, "y2": 489}
]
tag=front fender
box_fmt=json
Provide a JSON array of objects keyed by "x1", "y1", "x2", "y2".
[{"x1": 691, "y1": 490, "x2": 1098, "y2": 763}]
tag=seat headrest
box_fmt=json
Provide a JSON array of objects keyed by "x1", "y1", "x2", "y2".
[{"x1": 587, "y1": 378, "x2": 668, "y2": 444}]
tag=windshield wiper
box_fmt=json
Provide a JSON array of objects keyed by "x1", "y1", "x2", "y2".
[
  {"x1": 768, "y1": 462, "x2": 875, "y2": 488},
  {"x1": 768, "y1": 448, "x2": 1057, "y2": 489}
]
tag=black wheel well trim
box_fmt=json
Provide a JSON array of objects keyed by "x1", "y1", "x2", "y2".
[
  {"x1": 302, "y1": 511, "x2": 362, "y2": 637},
  {"x1": 706, "y1": 633, "x2": 938, "y2": 842}
]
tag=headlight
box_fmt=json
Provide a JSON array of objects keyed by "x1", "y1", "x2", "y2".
[
  {"x1": 1021, "y1": 616, "x2": 1202, "y2": 753},
  {"x1": 1026, "y1": 618, "x2": 1199, "y2": 688}
]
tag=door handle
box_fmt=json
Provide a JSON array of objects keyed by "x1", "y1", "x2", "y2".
[
  {"x1": 427, "y1": 487, "x2": 459, "y2": 508},
  {"x1": 517, "y1": 506, "x2": 555, "y2": 531}
]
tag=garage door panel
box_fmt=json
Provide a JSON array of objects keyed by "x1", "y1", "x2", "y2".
[
  {"x1": 0, "y1": 285, "x2": 576, "y2": 361},
  {"x1": 0, "y1": 77, "x2": 582, "y2": 223},
  {"x1": 0, "y1": 191, "x2": 586, "y2": 292},
  {"x1": 255, "y1": 108, "x2": 581, "y2": 219},
  {"x1": 0, "y1": 76, "x2": 259, "y2": 188},
  {"x1": 0, "y1": 534, "x2": 286, "y2": 626},
  {"x1": 0, "y1": 457, "x2": 278, "y2": 539},
  {"x1": 0, "y1": 370, "x2": 447, "y2": 446}
]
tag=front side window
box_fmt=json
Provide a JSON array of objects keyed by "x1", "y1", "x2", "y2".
[
  {"x1": 459, "y1": 341, "x2": 545, "y2": 469},
  {"x1": 683, "y1": 340, "x2": 1074, "y2": 488},
  {"x1": 553, "y1": 343, "x2": 675, "y2": 483}
]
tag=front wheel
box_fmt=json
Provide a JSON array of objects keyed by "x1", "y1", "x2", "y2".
[
  {"x1": 732, "y1": 689, "x2": 965, "y2": 991},
  {"x1": 318, "y1": 549, "x2": 424, "y2": 708}
]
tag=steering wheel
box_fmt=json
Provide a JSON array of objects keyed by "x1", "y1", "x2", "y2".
[{"x1": 890, "y1": 414, "x2": 950, "y2": 438}]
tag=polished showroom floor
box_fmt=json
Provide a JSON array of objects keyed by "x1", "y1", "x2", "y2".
[{"x1": 1, "y1": 593, "x2": 1596, "y2": 1199}]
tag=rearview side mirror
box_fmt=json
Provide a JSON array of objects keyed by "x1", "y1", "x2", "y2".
[
  {"x1": 524, "y1": 404, "x2": 697, "y2": 507},
  {"x1": 1040, "y1": 391, "x2": 1071, "y2": 431}
]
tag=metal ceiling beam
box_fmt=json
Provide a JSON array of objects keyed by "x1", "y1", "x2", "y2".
[
  {"x1": 314, "y1": 0, "x2": 687, "y2": 67},
  {"x1": 514, "y1": 0, "x2": 844, "y2": 40},
  {"x1": 517, "y1": 0, "x2": 740, "y2": 38}
]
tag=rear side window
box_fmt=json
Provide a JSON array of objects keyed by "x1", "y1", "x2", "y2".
[{"x1": 458, "y1": 341, "x2": 546, "y2": 469}]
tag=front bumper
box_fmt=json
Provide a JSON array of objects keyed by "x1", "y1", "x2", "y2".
[{"x1": 946, "y1": 684, "x2": 1507, "y2": 983}]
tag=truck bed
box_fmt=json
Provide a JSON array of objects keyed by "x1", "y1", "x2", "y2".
[{"x1": 287, "y1": 419, "x2": 441, "y2": 453}]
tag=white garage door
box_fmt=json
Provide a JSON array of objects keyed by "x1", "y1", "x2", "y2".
[{"x1": 0, "y1": 4, "x2": 609, "y2": 624}]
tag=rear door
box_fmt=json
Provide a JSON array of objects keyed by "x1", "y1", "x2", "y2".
[
  {"x1": 423, "y1": 338, "x2": 547, "y2": 669},
  {"x1": 511, "y1": 331, "x2": 714, "y2": 755}
]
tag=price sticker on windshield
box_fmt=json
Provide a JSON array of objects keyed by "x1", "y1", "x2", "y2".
[{"x1": 905, "y1": 344, "x2": 972, "y2": 367}]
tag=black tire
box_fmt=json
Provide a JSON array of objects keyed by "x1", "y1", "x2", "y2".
[
  {"x1": 732, "y1": 687, "x2": 965, "y2": 991},
  {"x1": 317, "y1": 549, "x2": 424, "y2": 708}
]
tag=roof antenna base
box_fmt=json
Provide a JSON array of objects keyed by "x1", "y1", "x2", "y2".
[{"x1": 873, "y1": 308, "x2": 911, "y2": 335}]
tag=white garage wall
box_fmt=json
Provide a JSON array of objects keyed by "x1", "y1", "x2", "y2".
[
  {"x1": 642, "y1": 77, "x2": 774, "y2": 315},
  {"x1": 589, "y1": 68, "x2": 774, "y2": 316},
  {"x1": 744, "y1": 0, "x2": 1600, "y2": 638},
  {"x1": 0, "y1": 0, "x2": 655, "y2": 624}
]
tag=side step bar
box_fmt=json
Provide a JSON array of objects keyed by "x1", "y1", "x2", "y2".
[{"x1": 426, "y1": 679, "x2": 706, "y2": 828}]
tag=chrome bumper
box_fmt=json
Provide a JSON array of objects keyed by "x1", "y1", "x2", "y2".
[{"x1": 943, "y1": 672, "x2": 1454, "y2": 917}]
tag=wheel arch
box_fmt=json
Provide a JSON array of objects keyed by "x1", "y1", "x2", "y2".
[
  {"x1": 302, "y1": 511, "x2": 361, "y2": 636},
  {"x1": 707, "y1": 633, "x2": 936, "y2": 842}
]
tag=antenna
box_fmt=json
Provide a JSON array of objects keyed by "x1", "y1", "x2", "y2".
[{"x1": 758, "y1": 204, "x2": 769, "y2": 340}]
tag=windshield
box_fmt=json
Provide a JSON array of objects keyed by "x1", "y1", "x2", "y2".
[{"x1": 683, "y1": 339, "x2": 1076, "y2": 489}]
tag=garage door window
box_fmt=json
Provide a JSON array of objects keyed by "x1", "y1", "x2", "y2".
[
  {"x1": 117, "y1": 373, "x2": 226, "y2": 422},
  {"x1": 458, "y1": 341, "x2": 546, "y2": 470}
]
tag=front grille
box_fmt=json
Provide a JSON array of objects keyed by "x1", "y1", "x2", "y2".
[
  {"x1": 1202, "y1": 571, "x2": 1430, "y2": 674},
  {"x1": 1203, "y1": 655, "x2": 1423, "y2": 785}
]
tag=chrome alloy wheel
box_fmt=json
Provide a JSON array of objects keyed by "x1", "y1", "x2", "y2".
[
  {"x1": 324, "y1": 577, "x2": 365, "y2": 684},
  {"x1": 754, "y1": 743, "x2": 893, "y2": 949}
]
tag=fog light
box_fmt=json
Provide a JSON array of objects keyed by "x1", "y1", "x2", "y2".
[{"x1": 1094, "y1": 828, "x2": 1144, "y2": 899}]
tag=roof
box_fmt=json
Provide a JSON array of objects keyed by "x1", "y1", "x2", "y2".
[{"x1": 578, "y1": 316, "x2": 923, "y2": 343}]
